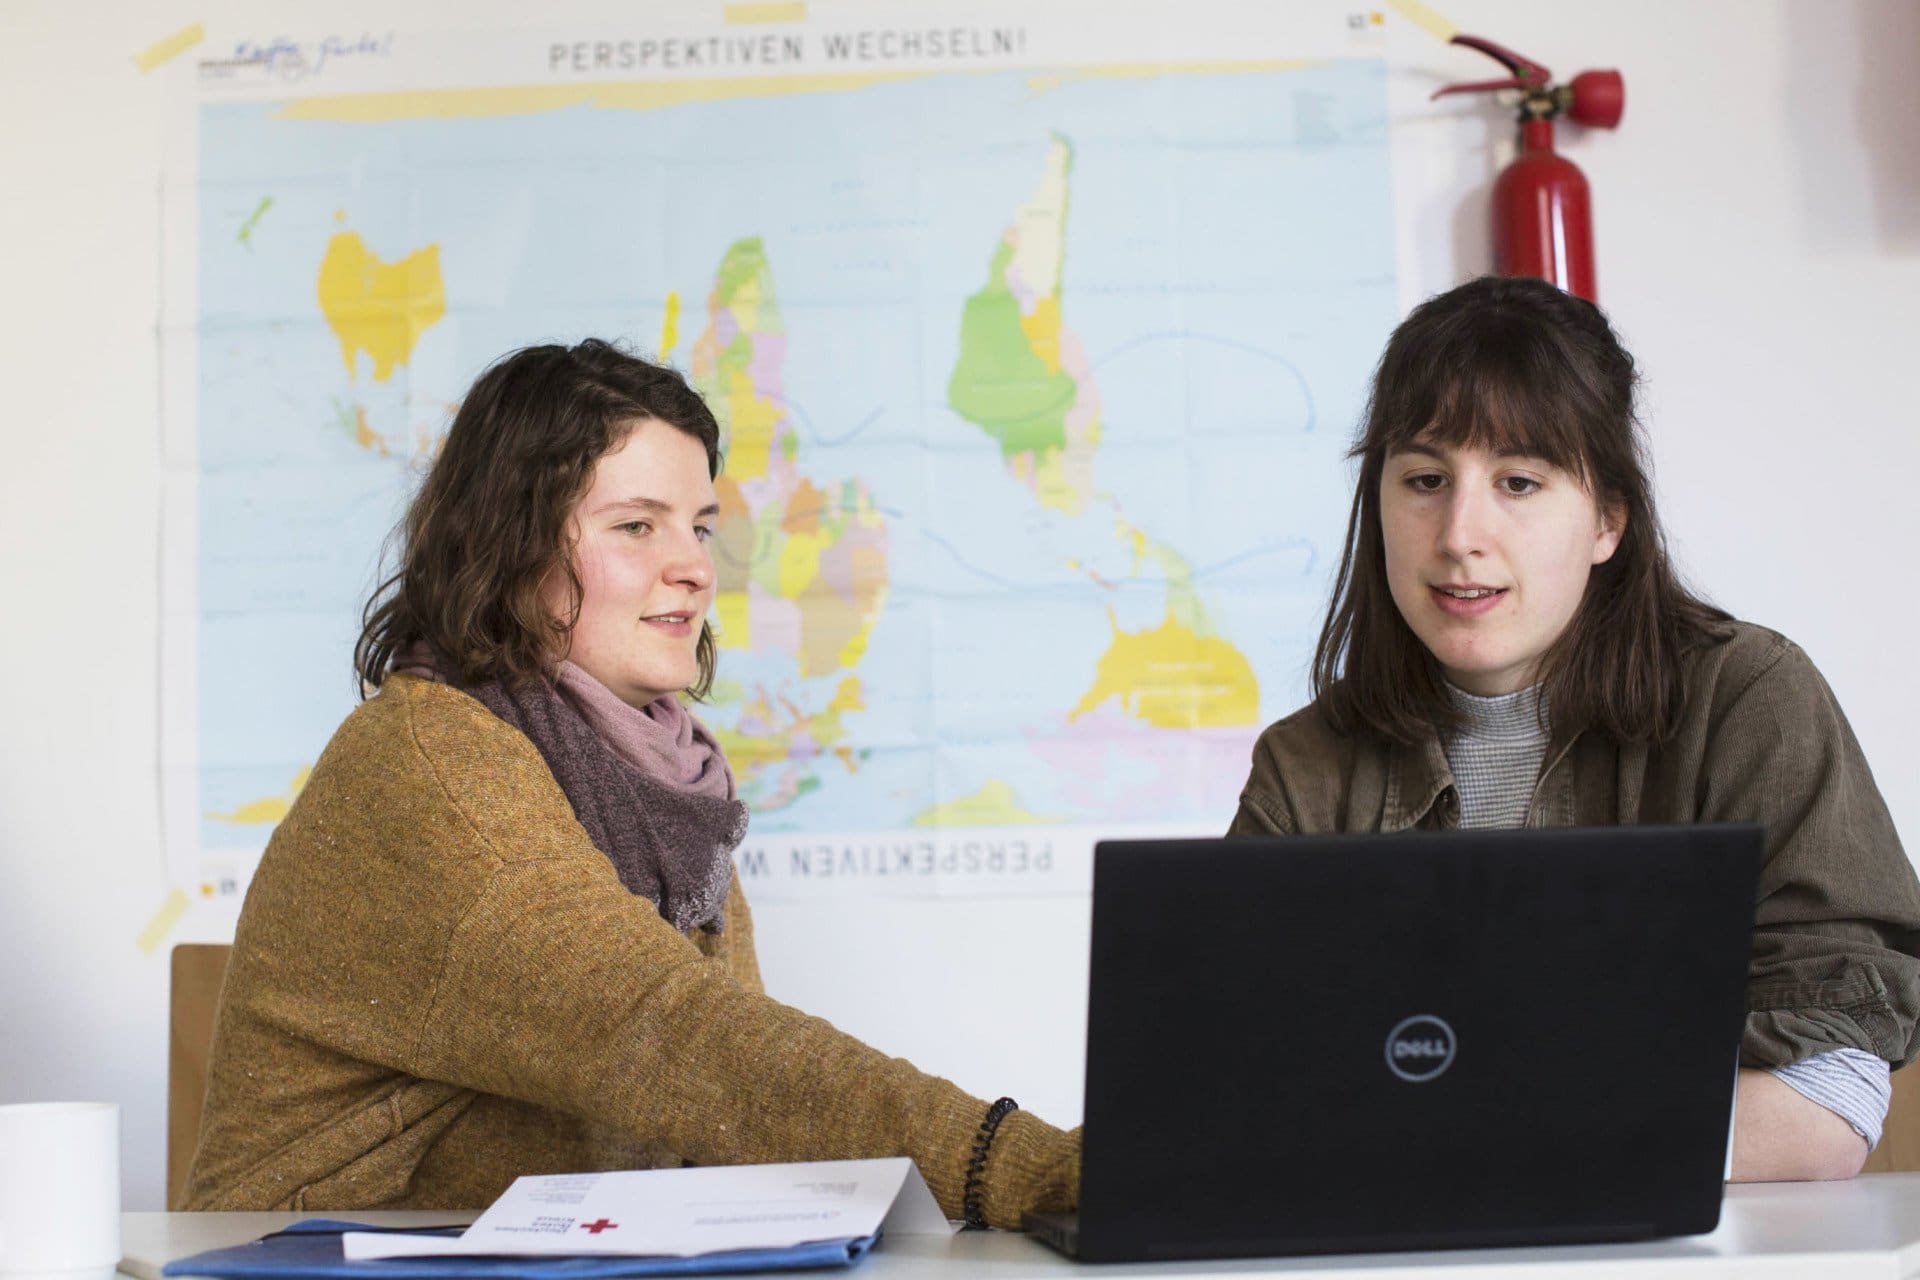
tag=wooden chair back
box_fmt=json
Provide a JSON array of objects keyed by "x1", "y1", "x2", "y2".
[
  {"x1": 1863, "y1": 1065, "x2": 1920, "y2": 1174},
  {"x1": 167, "y1": 943, "x2": 232, "y2": 1209}
]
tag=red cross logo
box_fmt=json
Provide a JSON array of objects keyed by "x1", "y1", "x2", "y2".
[{"x1": 579, "y1": 1219, "x2": 619, "y2": 1235}]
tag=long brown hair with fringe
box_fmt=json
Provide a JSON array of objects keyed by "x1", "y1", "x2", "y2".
[
  {"x1": 354, "y1": 339, "x2": 723, "y2": 698},
  {"x1": 1311, "y1": 276, "x2": 1730, "y2": 744}
]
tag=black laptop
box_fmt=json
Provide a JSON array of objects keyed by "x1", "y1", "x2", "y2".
[{"x1": 1027, "y1": 825, "x2": 1761, "y2": 1262}]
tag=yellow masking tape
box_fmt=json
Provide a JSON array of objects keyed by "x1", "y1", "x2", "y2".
[
  {"x1": 724, "y1": 3, "x2": 807, "y2": 24},
  {"x1": 137, "y1": 888, "x2": 191, "y2": 954},
  {"x1": 1387, "y1": 0, "x2": 1457, "y2": 43},
  {"x1": 134, "y1": 22, "x2": 206, "y2": 73}
]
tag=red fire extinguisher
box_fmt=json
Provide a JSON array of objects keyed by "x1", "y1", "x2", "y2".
[{"x1": 1433, "y1": 36, "x2": 1624, "y2": 301}]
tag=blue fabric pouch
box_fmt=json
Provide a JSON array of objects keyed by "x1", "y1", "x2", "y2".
[{"x1": 161, "y1": 1219, "x2": 879, "y2": 1278}]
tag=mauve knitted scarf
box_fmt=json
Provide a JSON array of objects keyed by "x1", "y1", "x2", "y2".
[{"x1": 397, "y1": 650, "x2": 747, "y2": 934}]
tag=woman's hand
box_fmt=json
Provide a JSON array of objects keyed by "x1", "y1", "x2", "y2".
[
  {"x1": 1729, "y1": 1068, "x2": 1870, "y2": 1182},
  {"x1": 979, "y1": 1117, "x2": 1081, "y2": 1228}
]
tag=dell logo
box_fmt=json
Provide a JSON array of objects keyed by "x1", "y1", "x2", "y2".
[{"x1": 1385, "y1": 1015, "x2": 1456, "y2": 1082}]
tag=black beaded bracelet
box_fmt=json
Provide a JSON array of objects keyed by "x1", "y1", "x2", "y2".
[{"x1": 960, "y1": 1096, "x2": 1020, "y2": 1229}]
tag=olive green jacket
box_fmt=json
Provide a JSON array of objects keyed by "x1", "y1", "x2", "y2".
[
  {"x1": 183, "y1": 676, "x2": 1077, "y2": 1222},
  {"x1": 1229, "y1": 622, "x2": 1920, "y2": 1071}
]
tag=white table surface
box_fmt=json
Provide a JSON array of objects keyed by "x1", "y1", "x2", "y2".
[{"x1": 120, "y1": 1175, "x2": 1920, "y2": 1280}]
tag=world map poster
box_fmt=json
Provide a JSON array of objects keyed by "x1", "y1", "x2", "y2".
[{"x1": 160, "y1": 5, "x2": 1402, "y2": 903}]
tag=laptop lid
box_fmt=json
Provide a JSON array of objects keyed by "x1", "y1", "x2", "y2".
[{"x1": 1074, "y1": 825, "x2": 1761, "y2": 1263}]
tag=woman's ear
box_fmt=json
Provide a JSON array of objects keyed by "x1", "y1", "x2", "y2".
[{"x1": 1592, "y1": 498, "x2": 1628, "y2": 566}]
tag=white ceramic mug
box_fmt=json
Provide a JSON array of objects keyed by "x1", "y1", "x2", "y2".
[{"x1": 0, "y1": 1102, "x2": 120, "y2": 1277}]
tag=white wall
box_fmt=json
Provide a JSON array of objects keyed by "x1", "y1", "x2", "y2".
[{"x1": 2, "y1": 0, "x2": 1916, "y2": 1211}]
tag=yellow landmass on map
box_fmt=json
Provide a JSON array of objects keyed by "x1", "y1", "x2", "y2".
[
  {"x1": 799, "y1": 525, "x2": 886, "y2": 676},
  {"x1": 777, "y1": 529, "x2": 831, "y2": 598},
  {"x1": 1018, "y1": 296, "x2": 1063, "y2": 374},
  {"x1": 713, "y1": 588, "x2": 750, "y2": 648},
  {"x1": 1029, "y1": 449, "x2": 1085, "y2": 514},
  {"x1": 659, "y1": 290, "x2": 682, "y2": 358},
  {"x1": 317, "y1": 231, "x2": 446, "y2": 383},
  {"x1": 722, "y1": 366, "x2": 780, "y2": 480},
  {"x1": 1071, "y1": 609, "x2": 1259, "y2": 727},
  {"x1": 912, "y1": 780, "x2": 1054, "y2": 828},
  {"x1": 207, "y1": 766, "x2": 313, "y2": 825}
]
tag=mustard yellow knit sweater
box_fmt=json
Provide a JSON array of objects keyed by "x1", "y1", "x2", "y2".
[{"x1": 183, "y1": 676, "x2": 1078, "y2": 1224}]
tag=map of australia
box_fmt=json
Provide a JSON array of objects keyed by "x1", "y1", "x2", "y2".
[{"x1": 185, "y1": 61, "x2": 1396, "y2": 875}]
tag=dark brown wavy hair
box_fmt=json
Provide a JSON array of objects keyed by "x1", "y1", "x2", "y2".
[
  {"x1": 354, "y1": 339, "x2": 723, "y2": 698},
  {"x1": 1311, "y1": 275, "x2": 1730, "y2": 745}
]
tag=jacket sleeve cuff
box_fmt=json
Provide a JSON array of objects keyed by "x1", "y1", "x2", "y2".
[{"x1": 1751, "y1": 997, "x2": 1896, "y2": 1074}]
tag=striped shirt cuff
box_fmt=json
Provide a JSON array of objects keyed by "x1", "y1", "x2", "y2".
[{"x1": 1770, "y1": 1048, "x2": 1891, "y2": 1149}]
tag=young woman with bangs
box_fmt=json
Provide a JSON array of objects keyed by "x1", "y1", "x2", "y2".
[
  {"x1": 183, "y1": 340, "x2": 1078, "y2": 1222},
  {"x1": 1230, "y1": 275, "x2": 1920, "y2": 1182}
]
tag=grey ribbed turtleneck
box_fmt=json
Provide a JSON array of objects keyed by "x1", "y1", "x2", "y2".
[{"x1": 1440, "y1": 682, "x2": 1550, "y2": 829}]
